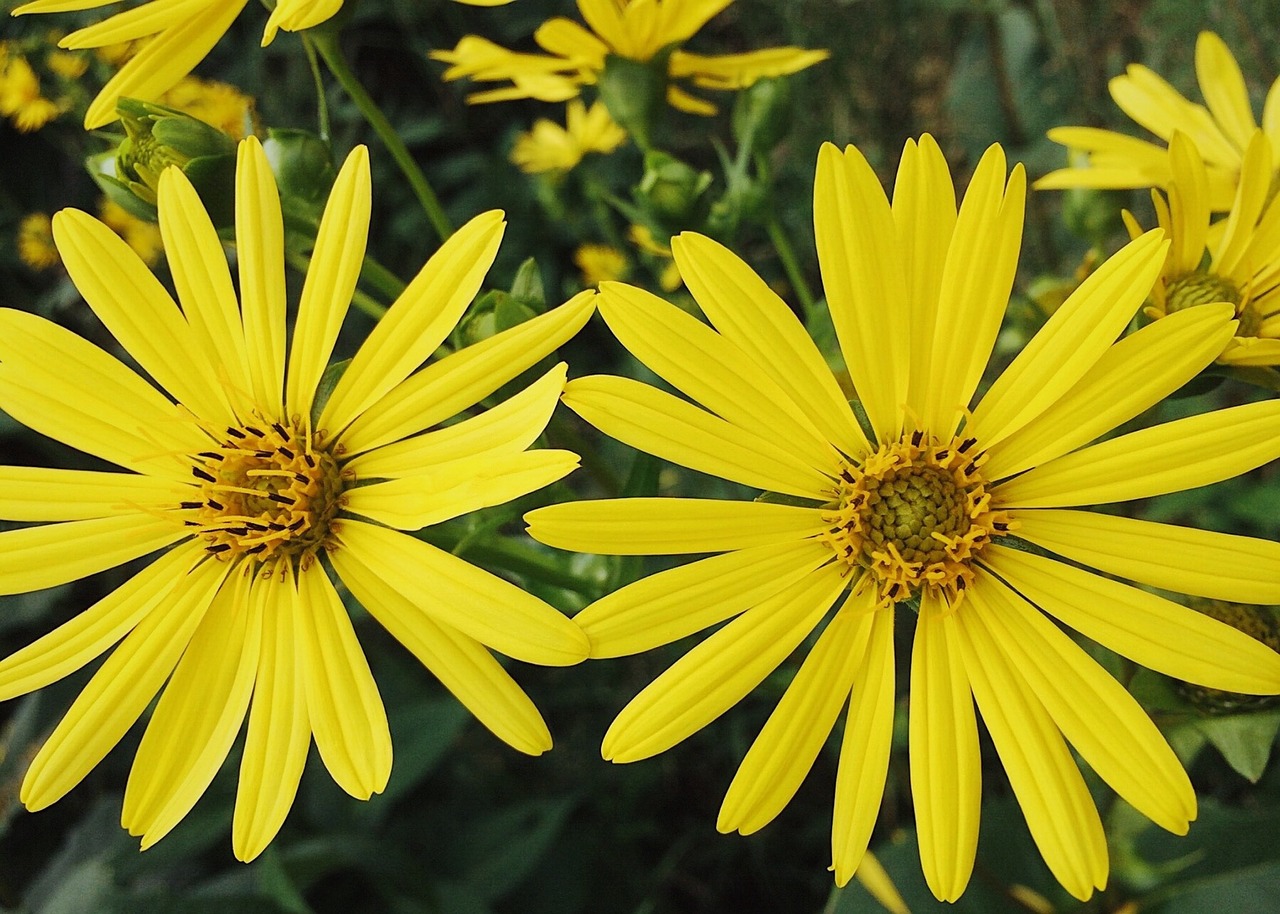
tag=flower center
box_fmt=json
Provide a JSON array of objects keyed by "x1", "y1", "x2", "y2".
[
  {"x1": 183, "y1": 419, "x2": 347, "y2": 567},
  {"x1": 818, "y1": 431, "x2": 1013, "y2": 607},
  {"x1": 1164, "y1": 272, "x2": 1261, "y2": 336}
]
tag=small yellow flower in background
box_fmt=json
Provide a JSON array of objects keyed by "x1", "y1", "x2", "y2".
[
  {"x1": 1038, "y1": 31, "x2": 1280, "y2": 210},
  {"x1": 628, "y1": 223, "x2": 682, "y2": 291},
  {"x1": 0, "y1": 136, "x2": 594, "y2": 861},
  {"x1": 44, "y1": 49, "x2": 87, "y2": 81},
  {"x1": 16, "y1": 213, "x2": 59, "y2": 270},
  {"x1": 575, "y1": 243, "x2": 629, "y2": 287},
  {"x1": 433, "y1": 0, "x2": 828, "y2": 115},
  {"x1": 512, "y1": 99, "x2": 627, "y2": 174},
  {"x1": 1126, "y1": 130, "x2": 1280, "y2": 366},
  {"x1": 527, "y1": 135, "x2": 1280, "y2": 902},
  {"x1": 0, "y1": 44, "x2": 61, "y2": 132},
  {"x1": 97, "y1": 198, "x2": 165, "y2": 267},
  {"x1": 160, "y1": 76, "x2": 257, "y2": 141},
  {"x1": 11, "y1": 0, "x2": 503, "y2": 129}
]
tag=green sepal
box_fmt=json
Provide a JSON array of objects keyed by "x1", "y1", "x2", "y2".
[
  {"x1": 598, "y1": 48, "x2": 672, "y2": 151},
  {"x1": 310, "y1": 358, "x2": 351, "y2": 428}
]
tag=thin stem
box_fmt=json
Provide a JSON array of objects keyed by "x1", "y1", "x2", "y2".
[
  {"x1": 310, "y1": 31, "x2": 454, "y2": 243},
  {"x1": 767, "y1": 216, "x2": 818, "y2": 321},
  {"x1": 429, "y1": 526, "x2": 597, "y2": 595},
  {"x1": 301, "y1": 33, "x2": 331, "y2": 143}
]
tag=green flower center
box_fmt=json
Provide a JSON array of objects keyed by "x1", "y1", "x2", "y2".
[
  {"x1": 1164, "y1": 272, "x2": 1261, "y2": 336},
  {"x1": 184, "y1": 419, "x2": 348, "y2": 567},
  {"x1": 819, "y1": 432, "x2": 1014, "y2": 606}
]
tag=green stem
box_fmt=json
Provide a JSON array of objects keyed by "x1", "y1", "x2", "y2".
[
  {"x1": 309, "y1": 31, "x2": 454, "y2": 243},
  {"x1": 429, "y1": 527, "x2": 596, "y2": 595},
  {"x1": 301, "y1": 32, "x2": 331, "y2": 143},
  {"x1": 767, "y1": 215, "x2": 818, "y2": 321},
  {"x1": 285, "y1": 250, "x2": 389, "y2": 320}
]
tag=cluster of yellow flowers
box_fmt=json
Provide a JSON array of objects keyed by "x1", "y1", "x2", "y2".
[{"x1": 5, "y1": 2, "x2": 1280, "y2": 906}]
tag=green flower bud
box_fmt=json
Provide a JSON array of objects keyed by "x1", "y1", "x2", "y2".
[
  {"x1": 637, "y1": 150, "x2": 712, "y2": 225},
  {"x1": 731, "y1": 76, "x2": 792, "y2": 152},
  {"x1": 598, "y1": 50, "x2": 671, "y2": 151}
]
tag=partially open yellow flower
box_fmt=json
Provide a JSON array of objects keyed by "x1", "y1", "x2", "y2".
[
  {"x1": 0, "y1": 44, "x2": 60, "y2": 132},
  {"x1": 511, "y1": 99, "x2": 627, "y2": 174},
  {"x1": 574, "y1": 243, "x2": 629, "y2": 286},
  {"x1": 16, "y1": 213, "x2": 59, "y2": 270},
  {"x1": 433, "y1": 0, "x2": 828, "y2": 115},
  {"x1": 1038, "y1": 31, "x2": 1280, "y2": 210},
  {"x1": 0, "y1": 136, "x2": 593, "y2": 861},
  {"x1": 527, "y1": 135, "x2": 1280, "y2": 902}
]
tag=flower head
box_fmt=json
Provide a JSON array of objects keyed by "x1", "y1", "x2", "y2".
[
  {"x1": 526, "y1": 135, "x2": 1280, "y2": 901},
  {"x1": 511, "y1": 99, "x2": 627, "y2": 174},
  {"x1": 1128, "y1": 130, "x2": 1280, "y2": 366},
  {"x1": 0, "y1": 136, "x2": 593, "y2": 860},
  {"x1": 17, "y1": 212, "x2": 59, "y2": 270},
  {"x1": 0, "y1": 44, "x2": 61, "y2": 132},
  {"x1": 574, "y1": 242, "x2": 629, "y2": 286},
  {"x1": 433, "y1": 0, "x2": 828, "y2": 116},
  {"x1": 1038, "y1": 31, "x2": 1280, "y2": 210}
]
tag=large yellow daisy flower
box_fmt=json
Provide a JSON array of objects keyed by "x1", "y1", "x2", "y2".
[
  {"x1": 0, "y1": 136, "x2": 592, "y2": 861},
  {"x1": 432, "y1": 0, "x2": 828, "y2": 115},
  {"x1": 10, "y1": 0, "x2": 514, "y2": 129},
  {"x1": 525, "y1": 135, "x2": 1280, "y2": 901},
  {"x1": 1037, "y1": 31, "x2": 1280, "y2": 211},
  {"x1": 1127, "y1": 129, "x2": 1280, "y2": 366}
]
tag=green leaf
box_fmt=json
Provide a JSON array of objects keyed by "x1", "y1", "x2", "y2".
[
  {"x1": 457, "y1": 797, "x2": 577, "y2": 901},
  {"x1": 1194, "y1": 709, "x2": 1280, "y2": 782}
]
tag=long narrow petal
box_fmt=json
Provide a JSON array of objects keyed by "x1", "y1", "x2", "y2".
[
  {"x1": 1166, "y1": 133, "x2": 1211, "y2": 277},
  {"x1": 236, "y1": 137, "x2": 287, "y2": 411},
  {"x1": 1196, "y1": 31, "x2": 1257, "y2": 150},
  {"x1": 526, "y1": 497, "x2": 826, "y2": 555},
  {"x1": 345, "y1": 449, "x2": 578, "y2": 530},
  {"x1": 1213, "y1": 131, "x2": 1272, "y2": 279},
  {"x1": 233, "y1": 568, "x2": 310, "y2": 862},
  {"x1": 1111, "y1": 66, "x2": 1238, "y2": 168},
  {"x1": 339, "y1": 291, "x2": 595, "y2": 456},
  {"x1": 562, "y1": 375, "x2": 833, "y2": 499},
  {"x1": 994, "y1": 400, "x2": 1280, "y2": 507},
  {"x1": 967, "y1": 230, "x2": 1167, "y2": 449},
  {"x1": 910, "y1": 590, "x2": 980, "y2": 902},
  {"x1": 347, "y1": 363, "x2": 565, "y2": 479},
  {"x1": 814, "y1": 142, "x2": 909, "y2": 444},
  {"x1": 295, "y1": 562, "x2": 391, "y2": 800},
  {"x1": 0, "y1": 467, "x2": 190, "y2": 522},
  {"x1": 831, "y1": 606, "x2": 896, "y2": 886},
  {"x1": 601, "y1": 563, "x2": 847, "y2": 762},
  {"x1": 52, "y1": 208, "x2": 231, "y2": 423},
  {"x1": 19, "y1": 557, "x2": 228, "y2": 811},
  {"x1": 1015, "y1": 509, "x2": 1280, "y2": 604},
  {"x1": 0, "y1": 546, "x2": 190, "y2": 701},
  {"x1": 596, "y1": 281, "x2": 839, "y2": 475},
  {"x1": 671, "y1": 232, "x2": 868, "y2": 459},
  {"x1": 321, "y1": 211, "x2": 505, "y2": 434},
  {"x1": 54, "y1": 0, "x2": 214, "y2": 45},
  {"x1": 970, "y1": 571, "x2": 1195, "y2": 835},
  {"x1": 954, "y1": 599, "x2": 1109, "y2": 901},
  {"x1": 123, "y1": 564, "x2": 261, "y2": 847},
  {"x1": 719, "y1": 588, "x2": 876, "y2": 836},
  {"x1": 575, "y1": 540, "x2": 833, "y2": 658},
  {"x1": 336, "y1": 521, "x2": 588, "y2": 666},
  {"x1": 285, "y1": 147, "x2": 371, "y2": 420},
  {"x1": 0, "y1": 514, "x2": 186, "y2": 596},
  {"x1": 331, "y1": 549, "x2": 552, "y2": 755},
  {"x1": 986, "y1": 544, "x2": 1280, "y2": 693},
  {"x1": 983, "y1": 304, "x2": 1236, "y2": 479}
]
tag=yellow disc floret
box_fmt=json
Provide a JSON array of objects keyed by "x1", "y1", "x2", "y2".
[{"x1": 818, "y1": 430, "x2": 1013, "y2": 607}]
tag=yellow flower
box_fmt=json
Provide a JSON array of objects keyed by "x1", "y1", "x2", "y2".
[
  {"x1": 17, "y1": 213, "x2": 59, "y2": 270},
  {"x1": 160, "y1": 76, "x2": 257, "y2": 141},
  {"x1": 574, "y1": 243, "x2": 629, "y2": 286},
  {"x1": 526, "y1": 135, "x2": 1280, "y2": 902},
  {"x1": 11, "y1": 0, "x2": 500, "y2": 129},
  {"x1": 512, "y1": 99, "x2": 627, "y2": 174},
  {"x1": 1038, "y1": 31, "x2": 1280, "y2": 211},
  {"x1": 0, "y1": 137, "x2": 593, "y2": 861},
  {"x1": 0, "y1": 45, "x2": 60, "y2": 132},
  {"x1": 1127, "y1": 130, "x2": 1280, "y2": 366},
  {"x1": 98, "y1": 198, "x2": 165, "y2": 267},
  {"x1": 433, "y1": 0, "x2": 828, "y2": 115}
]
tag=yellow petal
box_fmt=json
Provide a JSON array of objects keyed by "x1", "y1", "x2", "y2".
[
  {"x1": 969, "y1": 571, "x2": 1195, "y2": 835},
  {"x1": 563, "y1": 375, "x2": 832, "y2": 499},
  {"x1": 602, "y1": 563, "x2": 846, "y2": 762},
  {"x1": 719, "y1": 588, "x2": 875, "y2": 836},
  {"x1": 321, "y1": 211, "x2": 506, "y2": 434},
  {"x1": 831, "y1": 607, "x2": 896, "y2": 886},
  {"x1": 0, "y1": 467, "x2": 190, "y2": 522},
  {"x1": 56, "y1": 0, "x2": 214, "y2": 45},
  {"x1": 1212, "y1": 130, "x2": 1272, "y2": 280},
  {"x1": 526, "y1": 497, "x2": 826, "y2": 555},
  {"x1": 295, "y1": 562, "x2": 391, "y2": 800},
  {"x1": 0, "y1": 514, "x2": 186, "y2": 596},
  {"x1": 967, "y1": 229, "x2": 1167, "y2": 449},
  {"x1": 813, "y1": 142, "x2": 909, "y2": 444},
  {"x1": 331, "y1": 548, "x2": 552, "y2": 755},
  {"x1": 673, "y1": 47, "x2": 830, "y2": 90},
  {"x1": 909, "y1": 591, "x2": 980, "y2": 902},
  {"x1": 1195, "y1": 31, "x2": 1257, "y2": 151},
  {"x1": 236, "y1": 137, "x2": 288, "y2": 411},
  {"x1": 1166, "y1": 132, "x2": 1210, "y2": 277},
  {"x1": 233, "y1": 569, "x2": 310, "y2": 862},
  {"x1": 953, "y1": 592, "x2": 1109, "y2": 902},
  {"x1": 670, "y1": 232, "x2": 868, "y2": 459},
  {"x1": 986, "y1": 544, "x2": 1280, "y2": 693},
  {"x1": 286, "y1": 146, "x2": 371, "y2": 420},
  {"x1": 336, "y1": 521, "x2": 588, "y2": 666},
  {"x1": 20, "y1": 557, "x2": 228, "y2": 811},
  {"x1": 596, "y1": 281, "x2": 840, "y2": 476},
  {"x1": 1110, "y1": 65, "x2": 1237, "y2": 169},
  {"x1": 994, "y1": 399, "x2": 1280, "y2": 507},
  {"x1": 340, "y1": 291, "x2": 595, "y2": 456}
]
